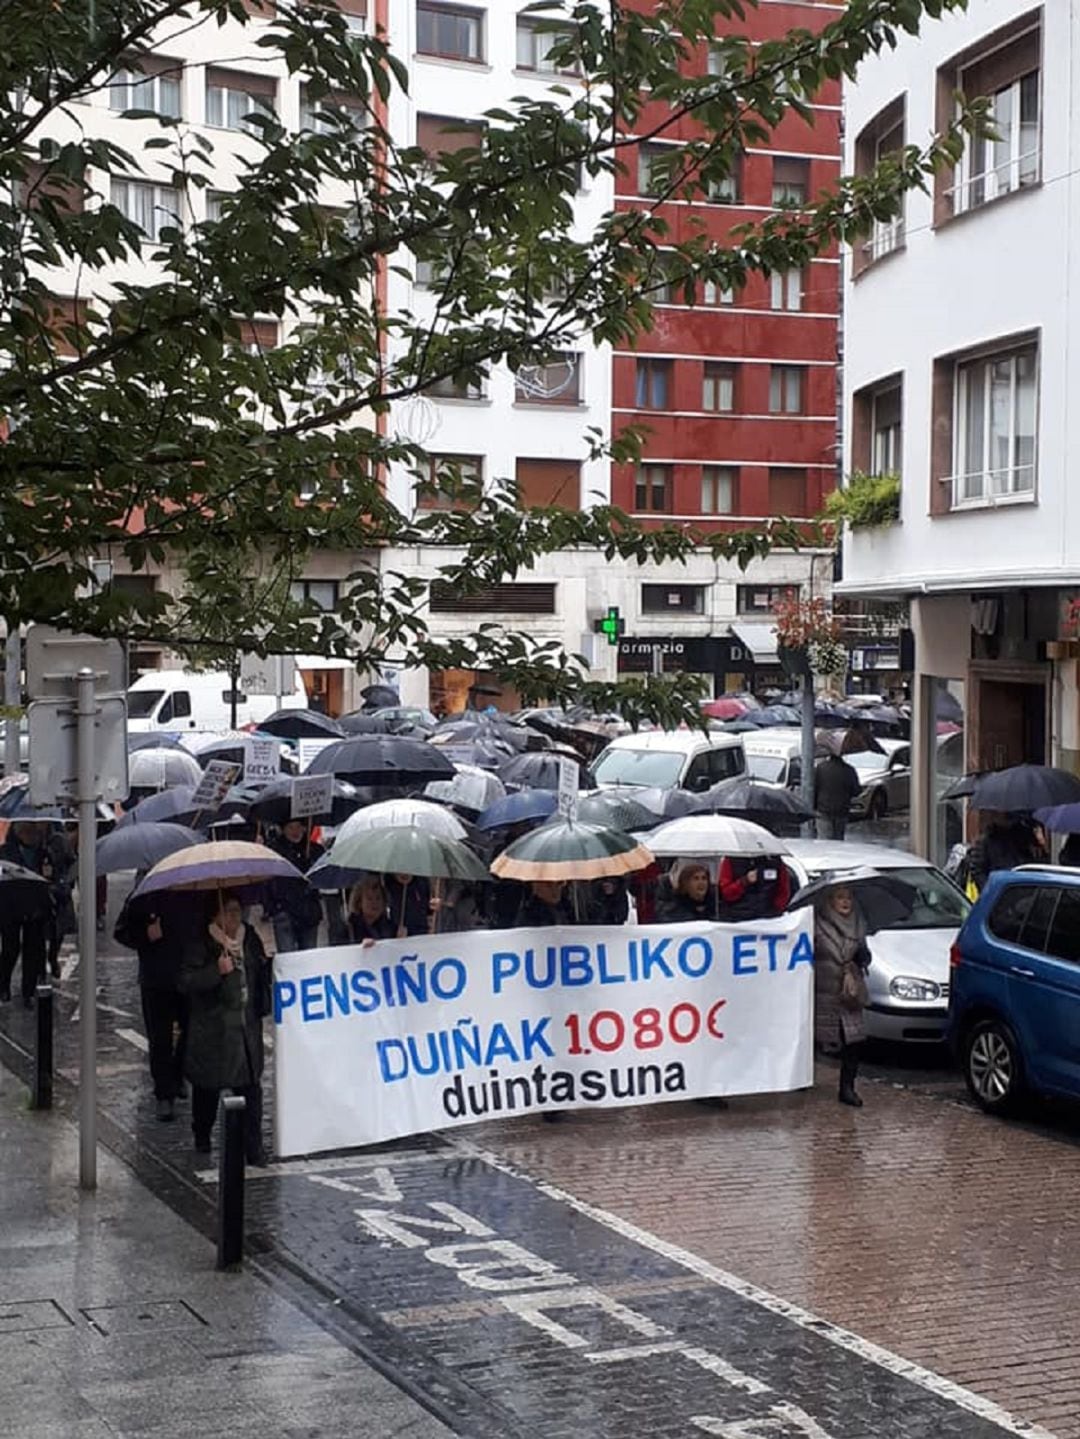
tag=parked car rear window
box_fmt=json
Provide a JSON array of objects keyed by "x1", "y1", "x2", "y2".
[
  {"x1": 1046, "y1": 889, "x2": 1080, "y2": 963},
  {"x1": 988, "y1": 883, "x2": 1058, "y2": 953}
]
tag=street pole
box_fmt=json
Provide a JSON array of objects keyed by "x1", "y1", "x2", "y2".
[
  {"x1": 76, "y1": 667, "x2": 98, "y2": 1190},
  {"x1": 4, "y1": 622, "x2": 20, "y2": 776},
  {"x1": 800, "y1": 672, "x2": 816, "y2": 839}
]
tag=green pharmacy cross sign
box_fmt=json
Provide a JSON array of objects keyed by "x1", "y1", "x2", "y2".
[{"x1": 597, "y1": 607, "x2": 624, "y2": 646}]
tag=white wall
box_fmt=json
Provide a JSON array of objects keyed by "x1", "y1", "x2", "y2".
[{"x1": 841, "y1": 0, "x2": 1080, "y2": 596}]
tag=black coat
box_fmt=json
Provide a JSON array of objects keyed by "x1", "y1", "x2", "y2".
[
  {"x1": 813, "y1": 756, "x2": 861, "y2": 818},
  {"x1": 266, "y1": 832, "x2": 325, "y2": 930},
  {"x1": 179, "y1": 925, "x2": 269, "y2": 1091},
  {"x1": 654, "y1": 877, "x2": 715, "y2": 924},
  {"x1": 516, "y1": 892, "x2": 576, "y2": 928},
  {"x1": 0, "y1": 829, "x2": 74, "y2": 928},
  {"x1": 115, "y1": 895, "x2": 199, "y2": 991},
  {"x1": 969, "y1": 823, "x2": 1039, "y2": 890},
  {"x1": 348, "y1": 910, "x2": 395, "y2": 943},
  {"x1": 385, "y1": 876, "x2": 431, "y2": 937}
]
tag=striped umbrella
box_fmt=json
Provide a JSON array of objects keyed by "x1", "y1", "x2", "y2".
[
  {"x1": 490, "y1": 819, "x2": 654, "y2": 882},
  {"x1": 131, "y1": 840, "x2": 305, "y2": 899}
]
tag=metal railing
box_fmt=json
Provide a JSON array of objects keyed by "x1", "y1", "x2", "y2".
[{"x1": 940, "y1": 464, "x2": 1035, "y2": 510}]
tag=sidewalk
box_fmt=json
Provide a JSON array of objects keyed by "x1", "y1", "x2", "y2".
[{"x1": 0, "y1": 1069, "x2": 451, "y2": 1439}]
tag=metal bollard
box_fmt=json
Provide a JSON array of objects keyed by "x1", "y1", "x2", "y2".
[
  {"x1": 216, "y1": 1095, "x2": 246, "y2": 1271},
  {"x1": 32, "y1": 984, "x2": 53, "y2": 1111}
]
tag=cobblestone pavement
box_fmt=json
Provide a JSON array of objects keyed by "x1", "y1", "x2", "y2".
[{"x1": 1, "y1": 916, "x2": 1078, "y2": 1439}]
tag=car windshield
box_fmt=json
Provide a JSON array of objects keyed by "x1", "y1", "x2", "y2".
[
  {"x1": 746, "y1": 754, "x2": 787, "y2": 784},
  {"x1": 848, "y1": 753, "x2": 889, "y2": 777},
  {"x1": 127, "y1": 689, "x2": 164, "y2": 718},
  {"x1": 592, "y1": 748, "x2": 684, "y2": 788}
]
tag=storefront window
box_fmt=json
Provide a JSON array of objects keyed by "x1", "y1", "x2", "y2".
[{"x1": 933, "y1": 678, "x2": 966, "y2": 867}]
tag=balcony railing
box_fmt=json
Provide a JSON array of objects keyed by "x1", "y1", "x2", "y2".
[{"x1": 941, "y1": 463, "x2": 1035, "y2": 511}]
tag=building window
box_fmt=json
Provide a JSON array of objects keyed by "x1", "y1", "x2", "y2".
[
  {"x1": 706, "y1": 158, "x2": 741, "y2": 204},
  {"x1": 430, "y1": 581, "x2": 556, "y2": 614},
  {"x1": 950, "y1": 343, "x2": 1037, "y2": 507},
  {"x1": 635, "y1": 358, "x2": 671, "y2": 409},
  {"x1": 235, "y1": 319, "x2": 278, "y2": 353},
  {"x1": 427, "y1": 372, "x2": 484, "y2": 400},
  {"x1": 768, "y1": 467, "x2": 808, "y2": 515},
  {"x1": 857, "y1": 106, "x2": 906, "y2": 274},
  {"x1": 769, "y1": 365, "x2": 805, "y2": 415},
  {"x1": 416, "y1": 2, "x2": 484, "y2": 63},
  {"x1": 299, "y1": 86, "x2": 363, "y2": 133},
  {"x1": 937, "y1": 16, "x2": 1041, "y2": 221},
  {"x1": 111, "y1": 177, "x2": 182, "y2": 242},
  {"x1": 737, "y1": 583, "x2": 800, "y2": 615},
  {"x1": 205, "y1": 191, "x2": 229, "y2": 222},
  {"x1": 290, "y1": 579, "x2": 341, "y2": 610},
  {"x1": 110, "y1": 62, "x2": 181, "y2": 118},
  {"x1": 516, "y1": 17, "x2": 579, "y2": 74},
  {"x1": 515, "y1": 457, "x2": 581, "y2": 510},
  {"x1": 418, "y1": 453, "x2": 482, "y2": 508},
  {"x1": 637, "y1": 143, "x2": 678, "y2": 198},
  {"x1": 416, "y1": 113, "x2": 486, "y2": 164},
  {"x1": 514, "y1": 352, "x2": 581, "y2": 405},
  {"x1": 205, "y1": 69, "x2": 275, "y2": 131},
  {"x1": 702, "y1": 280, "x2": 735, "y2": 306},
  {"x1": 641, "y1": 584, "x2": 706, "y2": 615},
  {"x1": 771, "y1": 156, "x2": 808, "y2": 206},
  {"x1": 634, "y1": 464, "x2": 673, "y2": 513},
  {"x1": 769, "y1": 269, "x2": 803, "y2": 312},
  {"x1": 701, "y1": 465, "x2": 736, "y2": 514},
  {"x1": 872, "y1": 384, "x2": 903, "y2": 474},
  {"x1": 702, "y1": 362, "x2": 735, "y2": 413}
]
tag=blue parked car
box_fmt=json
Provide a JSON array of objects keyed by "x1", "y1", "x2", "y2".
[{"x1": 948, "y1": 866, "x2": 1080, "y2": 1114}]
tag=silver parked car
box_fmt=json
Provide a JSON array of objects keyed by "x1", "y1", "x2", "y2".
[
  {"x1": 849, "y1": 740, "x2": 911, "y2": 820},
  {"x1": 785, "y1": 839, "x2": 970, "y2": 1044}
]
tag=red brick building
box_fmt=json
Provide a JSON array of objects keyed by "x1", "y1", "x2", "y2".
[{"x1": 611, "y1": 2, "x2": 842, "y2": 533}]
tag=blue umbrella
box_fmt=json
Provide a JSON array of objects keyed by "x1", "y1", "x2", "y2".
[
  {"x1": 475, "y1": 789, "x2": 557, "y2": 831},
  {"x1": 1033, "y1": 803, "x2": 1080, "y2": 833},
  {"x1": 96, "y1": 822, "x2": 201, "y2": 875}
]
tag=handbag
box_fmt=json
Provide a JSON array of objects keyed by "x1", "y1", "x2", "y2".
[{"x1": 840, "y1": 963, "x2": 865, "y2": 1010}]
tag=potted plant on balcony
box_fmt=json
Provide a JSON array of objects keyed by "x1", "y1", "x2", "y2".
[
  {"x1": 821, "y1": 472, "x2": 901, "y2": 530},
  {"x1": 774, "y1": 595, "x2": 848, "y2": 684}
]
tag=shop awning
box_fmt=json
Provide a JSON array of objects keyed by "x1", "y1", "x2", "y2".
[
  {"x1": 295, "y1": 655, "x2": 354, "y2": 672},
  {"x1": 728, "y1": 622, "x2": 779, "y2": 665}
]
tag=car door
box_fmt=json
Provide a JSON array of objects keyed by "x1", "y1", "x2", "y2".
[
  {"x1": 682, "y1": 751, "x2": 712, "y2": 792},
  {"x1": 885, "y1": 746, "x2": 911, "y2": 811},
  {"x1": 1009, "y1": 886, "x2": 1080, "y2": 1096}
]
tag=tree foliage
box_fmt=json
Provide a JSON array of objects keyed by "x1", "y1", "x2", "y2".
[{"x1": 0, "y1": 0, "x2": 972, "y2": 707}]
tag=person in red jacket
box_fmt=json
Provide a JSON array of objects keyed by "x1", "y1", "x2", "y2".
[{"x1": 717, "y1": 854, "x2": 790, "y2": 922}]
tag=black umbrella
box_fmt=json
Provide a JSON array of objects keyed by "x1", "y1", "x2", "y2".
[
  {"x1": 338, "y1": 711, "x2": 391, "y2": 735},
  {"x1": 942, "y1": 772, "x2": 979, "y2": 801},
  {"x1": 360, "y1": 683, "x2": 400, "y2": 710},
  {"x1": 499, "y1": 751, "x2": 582, "y2": 792},
  {"x1": 971, "y1": 764, "x2": 1080, "y2": 813},
  {"x1": 789, "y1": 868, "x2": 915, "y2": 934},
  {"x1": 257, "y1": 708, "x2": 345, "y2": 741},
  {"x1": 433, "y1": 740, "x2": 508, "y2": 771},
  {"x1": 95, "y1": 822, "x2": 201, "y2": 876},
  {"x1": 697, "y1": 778, "x2": 814, "y2": 826},
  {"x1": 116, "y1": 785, "x2": 207, "y2": 829},
  {"x1": 575, "y1": 791, "x2": 659, "y2": 832},
  {"x1": 0, "y1": 860, "x2": 51, "y2": 917},
  {"x1": 306, "y1": 735, "x2": 454, "y2": 786},
  {"x1": 247, "y1": 776, "x2": 362, "y2": 826}
]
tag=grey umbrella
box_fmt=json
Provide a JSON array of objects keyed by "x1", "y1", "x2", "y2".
[
  {"x1": 788, "y1": 868, "x2": 915, "y2": 933},
  {"x1": 95, "y1": 822, "x2": 201, "y2": 875}
]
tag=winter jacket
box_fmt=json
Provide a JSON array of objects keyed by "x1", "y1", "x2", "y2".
[
  {"x1": 813, "y1": 919, "x2": 871, "y2": 1049},
  {"x1": 179, "y1": 925, "x2": 269, "y2": 1091},
  {"x1": 265, "y1": 832, "x2": 325, "y2": 931},
  {"x1": 718, "y1": 856, "x2": 790, "y2": 922},
  {"x1": 654, "y1": 876, "x2": 715, "y2": 924},
  {"x1": 385, "y1": 876, "x2": 431, "y2": 937},
  {"x1": 813, "y1": 756, "x2": 861, "y2": 819},
  {"x1": 115, "y1": 895, "x2": 199, "y2": 991},
  {"x1": 968, "y1": 823, "x2": 1038, "y2": 892}
]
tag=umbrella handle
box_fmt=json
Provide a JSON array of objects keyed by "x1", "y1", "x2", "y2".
[{"x1": 431, "y1": 876, "x2": 442, "y2": 935}]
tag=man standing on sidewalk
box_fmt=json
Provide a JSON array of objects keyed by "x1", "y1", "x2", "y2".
[
  {"x1": 0, "y1": 821, "x2": 62, "y2": 1007},
  {"x1": 115, "y1": 896, "x2": 195, "y2": 1122},
  {"x1": 813, "y1": 752, "x2": 861, "y2": 841}
]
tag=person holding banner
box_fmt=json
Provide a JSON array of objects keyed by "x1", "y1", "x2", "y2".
[
  {"x1": 717, "y1": 855, "x2": 790, "y2": 922},
  {"x1": 266, "y1": 820, "x2": 326, "y2": 953},
  {"x1": 180, "y1": 893, "x2": 271, "y2": 1162},
  {"x1": 347, "y1": 876, "x2": 395, "y2": 944},
  {"x1": 813, "y1": 885, "x2": 871, "y2": 1108},
  {"x1": 655, "y1": 860, "x2": 715, "y2": 924}
]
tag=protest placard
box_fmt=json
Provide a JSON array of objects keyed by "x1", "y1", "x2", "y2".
[
  {"x1": 190, "y1": 759, "x2": 240, "y2": 811},
  {"x1": 290, "y1": 774, "x2": 334, "y2": 821},
  {"x1": 244, "y1": 737, "x2": 280, "y2": 783}
]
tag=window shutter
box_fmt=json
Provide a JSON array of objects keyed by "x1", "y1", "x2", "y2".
[
  {"x1": 206, "y1": 67, "x2": 276, "y2": 97},
  {"x1": 768, "y1": 468, "x2": 808, "y2": 516},
  {"x1": 430, "y1": 582, "x2": 556, "y2": 614},
  {"x1": 514, "y1": 458, "x2": 581, "y2": 510},
  {"x1": 417, "y1": 113, "x2": 483, "y2": 156}
]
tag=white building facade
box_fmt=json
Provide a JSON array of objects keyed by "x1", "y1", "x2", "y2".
[{"x1": 840, "y1": 0, "x2": 1080, "y2": 860}]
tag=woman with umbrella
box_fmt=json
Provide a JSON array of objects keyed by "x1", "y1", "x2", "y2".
[
  {"x1": 265, "y1": 818, "x2": 327, "y2": 953},
  {"x1": 347, "y1": 876, "x2": 396, "y2": 944},
  {"x1": 655, "y1": 860, "x2": 715, "y2": 923},
  {"x1": 181, "y1": 891, "x2": 271, "y2": 1163}
]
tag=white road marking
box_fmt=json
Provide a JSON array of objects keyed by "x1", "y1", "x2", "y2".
[
  {"x1": 116, "y1": 1027, "x2": 149, "y2": 1054},
  {"x1": 193, "y1": 1149, "x2": 445, "y2": 1184},
  {"x1": 450, "y1": 1139, "x2": 1058, "y2": 1439}
]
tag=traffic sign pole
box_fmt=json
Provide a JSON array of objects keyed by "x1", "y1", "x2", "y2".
[{"x1": 76, "y1": 667, "x2": 98, "y2": 1191}]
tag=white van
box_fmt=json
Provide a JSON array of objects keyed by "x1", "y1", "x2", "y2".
[
  {"x1": 741, "y1": 728, "x2": 805, "y2": 790},
  {"x1": 589, "y1": 730, "x2": 745, "y2": 792},
  {"x1": 127, "y1": 669, "x2": 308, "y2": 732}
]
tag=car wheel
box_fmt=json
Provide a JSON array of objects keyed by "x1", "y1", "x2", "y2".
[
  {"x1": 963, "y1": 1018, "x2": 1024, "y2": 1115},
  {"x1": 867, "y1": 790, "x2": 887, "y2": 821}
]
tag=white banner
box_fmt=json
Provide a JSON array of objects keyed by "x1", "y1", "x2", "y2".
[
  {"x1": 273, "y1": 913, "x2": 814, "y2": 1157},
  {"x1": 244, "y1": 736, "x2": 280, "y2": 782}
]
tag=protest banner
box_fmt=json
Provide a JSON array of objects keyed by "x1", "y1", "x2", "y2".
[
  {"x1": 272, "y1": 913, "x2": 814, "y2": 1156},
  {"x1": 190, "y1": 759, "x2": 240, "y2": 811}
]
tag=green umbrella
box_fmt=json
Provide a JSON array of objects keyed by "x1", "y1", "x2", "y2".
[
  {"x1": 308, "y1": 825, "x2": 488, "y2": 889},
  {"x1": 490, "y1": 819, "x2": 654, "y2": 882}
]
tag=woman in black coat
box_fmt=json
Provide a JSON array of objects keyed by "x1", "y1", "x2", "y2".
[
  {"x1": 655, "y1": 860, "x2": 715, "y2": 923},
  {"x1": 179, "y1": 893, "x2": 271, "y2": 1163}
]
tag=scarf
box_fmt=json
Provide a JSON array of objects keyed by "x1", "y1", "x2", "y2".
[
  {"x1": 814, "y1": 899, "x2": 867, "y2": 966},
  {"x1": 209, "y1": 920, "x2": 246, "y2": 962}
]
